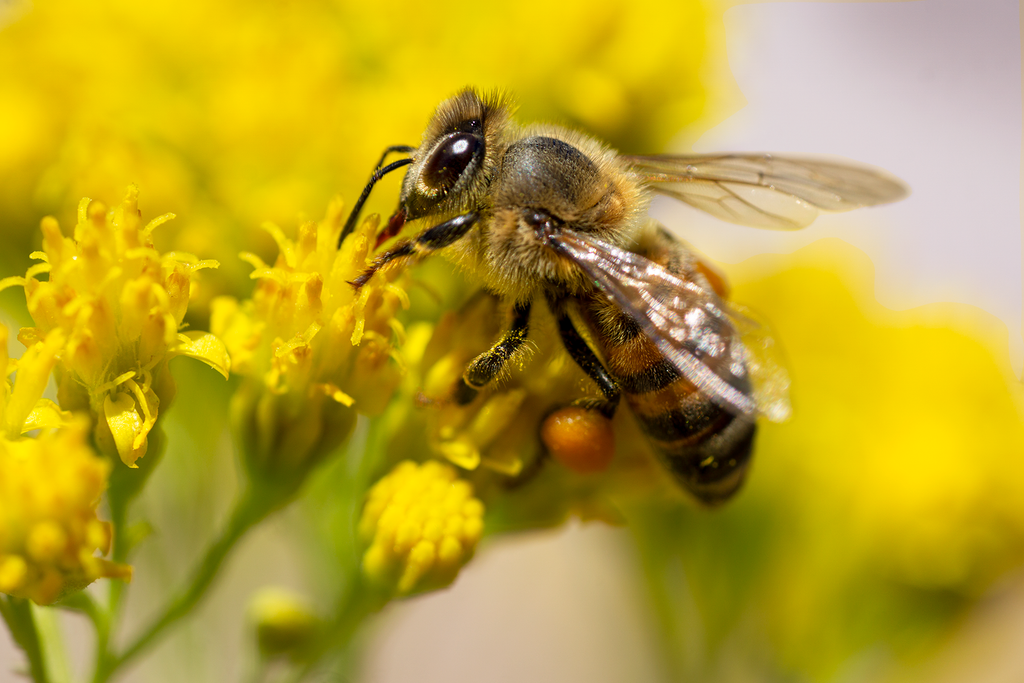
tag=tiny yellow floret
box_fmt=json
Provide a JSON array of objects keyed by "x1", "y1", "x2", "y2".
[{"x1": 359, "y1": 460, "x2": 485, "y2": 595}]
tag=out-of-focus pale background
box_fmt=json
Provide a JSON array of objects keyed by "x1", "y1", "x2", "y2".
[{"x1": 666, "y1": 0, "x2": 1023, "y2": 374}]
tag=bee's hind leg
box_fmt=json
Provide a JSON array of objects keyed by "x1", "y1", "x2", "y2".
[
  {"x1": 453, "y1": 300, "x2": 532, "y2": 404},
  {"x1": 553, "y1": 309, "x2": 621, "y2": 419}
]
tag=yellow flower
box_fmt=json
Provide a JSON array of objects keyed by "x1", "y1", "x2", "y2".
[
  {"x1": 211, "y1": 198, "x2": 408, "y2": 481},
  {"x1": 0, "y1": 324, "x2": 130, "y2": 605},
  {"x1": 389, "y1": 292, "x2": 657, "y2": 492},
  {"x1": 0, "y1": 422, "x2": 130, "y2": 605},
  {"x1": 0, "y1": 324, "x2": 73, "y2": 439},
  {"x1": 367, "y1": 291, "x2": 657, "y2": 535},
  {"x1": 733, "y1": 240, "x2": 1024, "y2": 596},
  {"x1": 0, "y1": 186, "x2": 229, "y2": 467},
  {"x1": 359, "y1": 460, "x2": 484, "y2": 595},
  {"x1": 409, "y1": 294, "x2": 591, "y2": 477}
]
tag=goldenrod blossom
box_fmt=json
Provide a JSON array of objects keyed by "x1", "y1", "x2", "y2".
[
  {"x1": 0, "y1": 422, "x2": 130, "y2": 605},
  {"x1": 411, "y1": 294, "x2": 583, "y2": 476},
  {"x1": 211, "y1": 198, "x2": 408, "y2": 481},
  {"x1": 0, "y1": 186, "x2": 229, "y2": 467},
  {"x1": 359, "y1": 460, "x2": 484, "y2": 595},
  {"x1": 375, "y1": 293, "x2": 654, "y2": 533},
  {"x1": 0, "y1": 324, "x2": 130, "y2": 605}
]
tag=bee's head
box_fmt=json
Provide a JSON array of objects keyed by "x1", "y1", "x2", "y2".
[{"x1": 385, "y1": 89, "x2": 513, "y2": 238}]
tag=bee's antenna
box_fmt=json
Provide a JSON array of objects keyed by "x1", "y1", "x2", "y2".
[{"x1": 339, "y1": 145, "x2": 415, "y2": 246}]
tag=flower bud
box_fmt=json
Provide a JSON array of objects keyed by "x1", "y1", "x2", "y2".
[
  {"x1": 248, "y1": 587, "x2": 320, "y2": 659},
  {"x1": 359, "y1": 460, "x2": 484, "y2": 595}
]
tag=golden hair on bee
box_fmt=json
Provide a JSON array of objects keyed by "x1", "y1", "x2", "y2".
[
  {"x1": 342, "y1": 87, "x2": 907, "y2": 504},
  {"x1": 400, "y1": 89, "x2": 516, "y2": 223}
]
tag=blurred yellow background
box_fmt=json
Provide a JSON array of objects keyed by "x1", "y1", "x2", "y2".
[{"x1": 0, "y1": 0, "x2": 721, "y2": 321}]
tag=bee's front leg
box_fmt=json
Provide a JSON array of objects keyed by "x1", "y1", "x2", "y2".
[
  {"x1": 453, "y1": 300, "x2": 532, "y2": 404},
  {"x1": 350, "y1": 211, "x2": 479, "y2": 289}
]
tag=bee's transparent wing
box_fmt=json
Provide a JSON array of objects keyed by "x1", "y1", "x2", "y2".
[
  {"x1": 550, "y1": 230, "x2": 788, "y2": 420},
  {"x1": 728, "y1": 304, "x2": 791, "y2": 423},
  {"x1": 621, "y1": 153, "x2": 908, "y2": 230}
]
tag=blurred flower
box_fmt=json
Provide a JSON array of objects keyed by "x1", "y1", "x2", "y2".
[
  {"x1": 734, "y1": 241, "x2": 1024, "y2": 596},
  {"x1": 0, "y1": 422, "x2": 130, "y2": 605},
  {"x1": 248, "y1": 586, "x2": 321, "y2": 659},
  {"x1": 0, "y1": 324, "x2": 130, "y2": 605},
  {"x1": 359, "y1": 460, "x2": 484, "y2": 595},
  {"x1": 212, "y1": 199, "x2": 408, "y2": 485},
  {"x1": 0, "y1": 0, "x2": 724, "y2": 310},
  {"x1": 0, "y1": 186, "x2": 229, "y2": 467},
  {"x1": 629, "y1": 240, "x2": 1024, "y2": 679}
]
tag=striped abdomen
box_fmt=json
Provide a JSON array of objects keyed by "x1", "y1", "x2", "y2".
[{"x1": 579, "y1": 232, "x2": 755, "y2": 505}]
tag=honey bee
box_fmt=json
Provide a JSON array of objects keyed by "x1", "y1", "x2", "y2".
[{"x1": 343, "y1": 88, "x2": 907, "y2": 504}]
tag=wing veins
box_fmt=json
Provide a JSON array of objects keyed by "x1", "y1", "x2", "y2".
[
  {"x1": 622, "y1": 152, "x2": 907, "y2": 229},
  {"x1": 547, "y1": 230, "x2": 759, "y2": 416},
  {"x1": 714, "y1": 180, "x2": 806, "y2": 229}
]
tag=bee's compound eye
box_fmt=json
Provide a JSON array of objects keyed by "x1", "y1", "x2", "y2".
[{"x1": 422, "y1": 133, "x2": 482, "y2": 193}]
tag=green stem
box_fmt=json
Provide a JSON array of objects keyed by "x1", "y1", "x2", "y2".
[
  {"x1": 625, "y1": 503, "x2": 704, "y2": 682},
  {"x1": 284, "y1": 575, "x2": 381, "y2": 683},
  {"x1": 0, "y1": 596, "x2": 50, "y2": 683},
  {"x1": 103, "y1": 426, "x2": 167, "y2": 641},
  {"x1": 57, "y1": 590, "x2": 110, "y2": 681},
  {"x1": 259, "y1": 421, "x2": 391, "y2": 683},
  {"x1": 93, "y1": 487, "x2": 270, "y2": 683}
]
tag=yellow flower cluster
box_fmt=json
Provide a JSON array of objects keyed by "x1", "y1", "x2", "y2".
[
  {"x1": 0, "y1": 0, "x2": 722, "y2": 300},
  {"x1": 0, "y1": 324, "x2": 130, "y2": 605},
  {"x1": 389, "y1": 293, "x2": 658, "y2": 528},
  {"x1": 359, "y1": 460, "x2": 484, "y2": 595},
  {"x1": 734, "y1": 241, "x2": 1024, "y2": 594},
  {"x1": 0, "y1": 422, "x2": 131, "y2": 605},
  {"x1": 411, "y1": 294, "x2": 593, "y2": 477},
  {"x1": 369, "y1": 292, "x2": 656, "y2": 535},
  {"x1": 0, "y1": 186, "x2": 229, "y2": 467},
  {"x1": 211, "y1": 199, "x2": 408, "y2": 479}
]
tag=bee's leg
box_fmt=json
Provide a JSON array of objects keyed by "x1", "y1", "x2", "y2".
[
  {"x1": 453, "y1": 301, "x2": 532, "y2": 405},
  {"x1": 338, "y1": 144, "x2": 417, "y2": 245},
  {"x1": 349, "y1": 211, "x2": 479, "y2": 289},
  {"x1": 555, "y1": 312, "x2": 621, "y2": 419}
]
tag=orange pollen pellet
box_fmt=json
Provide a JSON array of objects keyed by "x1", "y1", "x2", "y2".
[{"x1": 540, "y1": 406, "x2": 615, "y2": 474}]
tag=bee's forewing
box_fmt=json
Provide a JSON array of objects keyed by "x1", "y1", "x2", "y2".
[
  {"x1": 550, "y1": 230, "x2": 786, "y2": 418},
  {"x1": 622, "y1": 153, "x2": 908, "y2": 230}
]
